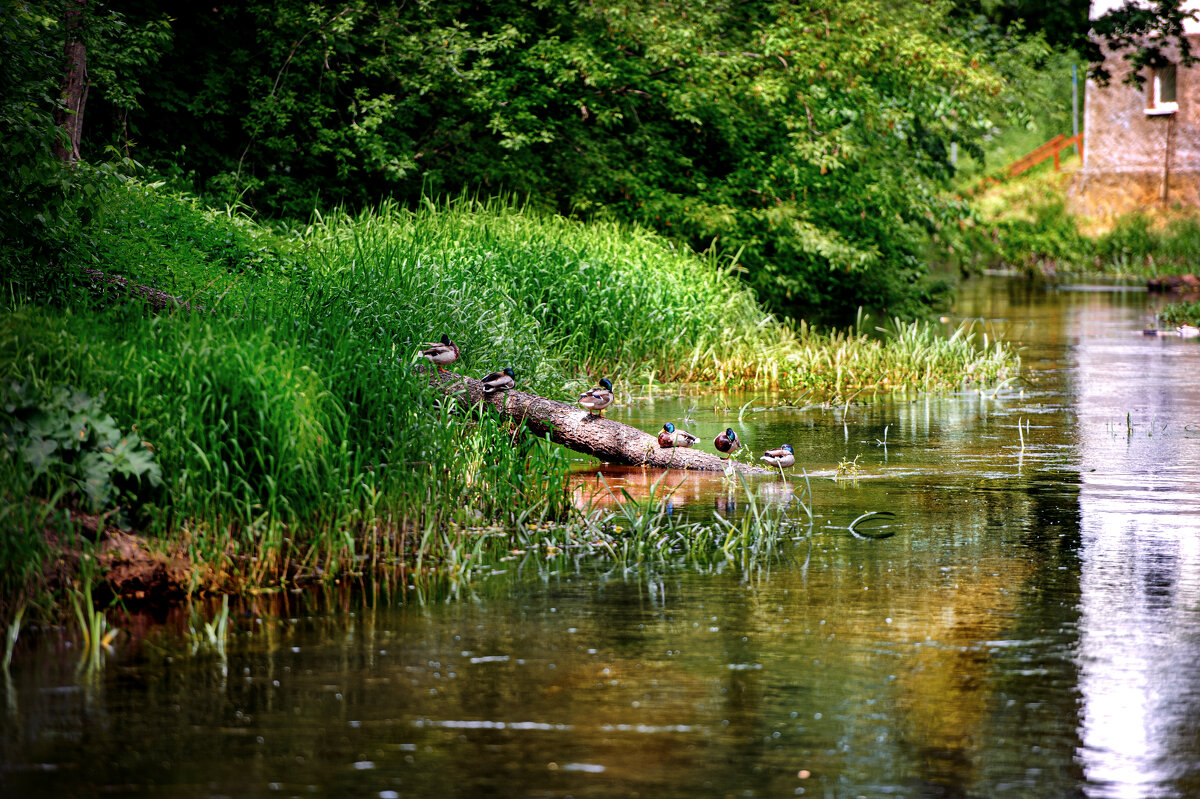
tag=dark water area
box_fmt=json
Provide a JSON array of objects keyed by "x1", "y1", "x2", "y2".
[{"x1": 4, "y1": 277, "x2": 1200, "y2": 798}]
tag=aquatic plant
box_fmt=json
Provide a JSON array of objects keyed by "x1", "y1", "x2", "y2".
[
  {"x1": 1157, "y1": 299, "x2": 1200, "y2": 328},
  {"x1": 70, "y1": 569, "x2": 119, "y2": 675}
]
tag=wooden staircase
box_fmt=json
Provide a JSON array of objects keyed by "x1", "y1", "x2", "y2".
[
  {"x1": 970, "y1": 132, "x2": 1083, "y2": 194},
  {"x1": 1004, "y1": 133, "x2": 1083, "y2": 178}
]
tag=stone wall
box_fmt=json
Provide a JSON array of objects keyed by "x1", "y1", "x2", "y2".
[{"x1": 1067, "y1": 34, "x2": 1200, "y2": 216}]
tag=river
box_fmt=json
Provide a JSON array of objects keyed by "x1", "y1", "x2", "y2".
[{"x1": 3, "y1": 277, "x2": 1199, "y2": 798}]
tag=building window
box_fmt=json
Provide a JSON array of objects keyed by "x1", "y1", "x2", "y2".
[{"x1": 1147, "y1": 63, "x2": 1178, "y2": 115}]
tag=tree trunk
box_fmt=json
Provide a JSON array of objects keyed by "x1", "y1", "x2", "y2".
[
  {"x1": 429, "y1": 368, "x2": 772, "y2": 474},
  {"x1": 54, "y1": 0, "x2": 89, "y2": 164}
]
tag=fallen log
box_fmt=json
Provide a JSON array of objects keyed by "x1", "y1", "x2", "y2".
[
  {"x1": 428, "y1": 368, "x2": 772, "y2": 474},
  {"x1": 82, "y1": 267, "x2": 199, "y2": 313}
]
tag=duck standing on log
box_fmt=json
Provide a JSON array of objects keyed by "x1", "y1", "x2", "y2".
[
  {"x1": 714, "y1": 428, "x2": 741, "y2": 459},
  {"x1": 658, "y1": 422, "x2": 699, "y2": 448},
  {"x1": 578, "y1": 378, "x2": 614, "y2": 416},
  {"x1": 481, "y1": 366, "x2": 516, "y2": 394},
  {"x1": 420, "y1": 334, "x2": 460, "y2": 372}
]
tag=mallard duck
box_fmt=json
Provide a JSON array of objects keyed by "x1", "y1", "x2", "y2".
[
  {"x1": 713, "y1": 427, "x2": 741, "y2": 458},
  {"x1": 481, "y1": 366, "x2": 516, "y2": 394},
  {"x1": 760, "y1": 444, "x2": 795, "y2": 468},
  {"x1": 420, "y1": 334, "x2": 460, "y2": 371},
  {"x1": 578, "y1": 377, "x2": 614, "y2": 416},
  {"x1": 658, "y1": 422, "x2": 699, "y2": 448}
]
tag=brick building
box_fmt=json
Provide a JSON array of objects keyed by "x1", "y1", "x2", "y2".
[{"x1": 1068, "y1": 5, "x2": 1200, "y2": 216}]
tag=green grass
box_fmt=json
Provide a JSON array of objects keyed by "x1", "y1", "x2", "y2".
[{"x1": 0, "y1": 177, "x2": 1020, "y2": 615}]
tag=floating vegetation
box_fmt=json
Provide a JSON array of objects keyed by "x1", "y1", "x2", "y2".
[{"x1": 836, "y1": 455, "x2": 863, "y2": 480}]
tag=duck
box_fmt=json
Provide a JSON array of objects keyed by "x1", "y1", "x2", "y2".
[
  {"x1": 658, "y1": 422, "x2": 699, "y2": 448},
  {"x1": 578, "y1": 377, "x2": 614, "y2": 416},
  {"x1": 481, "y1": 366, "x2": 516, "y2": 394},
  {"x1": 760, "y1": 444, "x2": 795, "y2": 469},
  {"x1": 713, "y1": 428, "x2": 741, "y2": 458},
  {"x1": 420, "y1": 334, "x2": 460, "y2": 371}
]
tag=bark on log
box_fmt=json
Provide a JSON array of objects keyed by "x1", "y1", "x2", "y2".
[
  {"x1": 429, "y1": 368, "x2": 772, "y2": 474},
  {"x1": 81, "y1": 267, "x2": 199, "y2": 313}
]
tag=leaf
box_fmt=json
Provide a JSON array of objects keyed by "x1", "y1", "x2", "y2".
[
  {"x1": 20, "y1": 437, "x2": 59, "y2": 474},
  {"x1": 79, "y1": 451, "x2": 115, "y2": 510},
  {"x1": 26, "y1": 409, "x2": 69, "y2": 442},
  {"x1": 109, "y1": 434, "x2": 163, "y2": 486},
  {"x1": 89, "y1": 412, "x2": 123, "y2": 447}
]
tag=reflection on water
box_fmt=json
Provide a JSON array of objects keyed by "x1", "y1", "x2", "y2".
[
  {"x1": 1070, "y1": 294, "x2": 1200, "y2": 799},
  {"x1": 3, "y1": 278, "x2": 1200, "y2": 798}
]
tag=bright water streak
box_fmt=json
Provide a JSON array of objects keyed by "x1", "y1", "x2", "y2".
[{"x1": 1069, "y1": 296, "x2": 1200, "y2": 799}]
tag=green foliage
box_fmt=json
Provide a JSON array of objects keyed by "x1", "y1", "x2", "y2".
[
  {"x1": 950, "y1": 0, "x2": 1091, "y2": 55},
  {"x1": 0, "y1": 1, "x2": 173, "y2": 300},
  {"x1": 0, "y1": 379, "x2": 162, "y2": 514},
  {"x1": 1088, "y1": 0, "x2": 1199, "y2": 88},
  {"x1": 0, "y1": 2, "x2": 75, "y2": 282},
  {"x1": 941, "y1": 173, "x2": 1200, "y2": 278},
  {"x1": 73, "y1": 177, "x2": 302, "y2": 309},
  {"x1": 92, "y1": 0, "x2": 1024, "y2": 322},
  {"x1": 1157, "y1": 299, "x2": 1200, "y2": 327}
]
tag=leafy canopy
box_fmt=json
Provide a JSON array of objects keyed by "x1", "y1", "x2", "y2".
[{"x1": 85, "y1": 2, "x2": 1016, "y2": 321}]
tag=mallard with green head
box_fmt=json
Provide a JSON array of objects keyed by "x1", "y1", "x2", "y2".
[
  {"x1": 481, "y1": 366, "x2": 516, "y2": 394},
  {"x1": 713, "y1": 428, "x2": 741, "y2": 458},
  {"x1": 760, "y1": 444, "x2": 795, "y2": 468},
  {"x1": 578, "y1": 377, "x2": 614, "y2": 416},
  {"x1": 658, "y1": 422, "x2": 699, "y2": 448},
  {"x1": 420, "y1": 334, "x2": 460, "y2": 371}
]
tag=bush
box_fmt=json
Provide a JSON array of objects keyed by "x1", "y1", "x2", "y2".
[{"x1": 0, "y1": 381, "x2": 162, "y2": 515}]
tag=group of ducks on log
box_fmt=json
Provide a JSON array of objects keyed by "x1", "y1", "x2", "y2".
[
  {"x1": 421, "y1": 335, "x2": 795, "y2": 468},
  {"x1": 573, "y1": 378, "x2": 795, "y2": 469},
  {"x1": 657, "y1": 419, "x2": 795, "y2": 468}
]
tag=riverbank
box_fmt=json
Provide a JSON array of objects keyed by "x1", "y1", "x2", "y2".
[
  {"x1": 943, "y1": 161, "x2": 1200, "y2": 283},
  {"x1": 0, "y1": 178, "x2": 1019, "y2": 623}
]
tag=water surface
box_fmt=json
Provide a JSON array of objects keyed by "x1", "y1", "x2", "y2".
[{"x1": 4, "y1": 277, "x2": 1200, "y2": 798}]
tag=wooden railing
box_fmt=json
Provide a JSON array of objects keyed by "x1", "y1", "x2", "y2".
[
  {"x1": 968, "y1": 132, "x2": 1083, "y2": 195},
  {"x1": 1004, "y1": 132, "x2": 1083, "y2": 178}
]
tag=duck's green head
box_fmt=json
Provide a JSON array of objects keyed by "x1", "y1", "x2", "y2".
[
  {"x1": 782, "y1": 443, "x2": 793, "y2": 453},
  {"x1": 440, "y1": 333, "x2": 451, "y2": 345},
  {"x1": 726, "y1": 428, "x2": 737, "y2": 440},
  {"x1": 599, "y1": 377, "x2": 613, "y2": 391},
  {"x1": 663, "y1": 422, "x2": 675, "y2": 433},
  {"x1": 504, "y1": 366, "x2": 515, "y2": 378}
]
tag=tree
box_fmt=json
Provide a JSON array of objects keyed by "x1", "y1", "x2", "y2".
[
  {"x1": 53, "y1": 0, "x2": 89, "y2": 163},
  {"x1": 1088, "y1": 0, "x2": 1199, "y2": 88},
  {"x1": 92, "y1": 1, "x2": 1015, "y2": 323},
  {"x1": 0, "y1": 1, "x2": 169, "y2": 288},
  {"x1": 1, "y1": 2, "x2": 73, "y2": 278}
]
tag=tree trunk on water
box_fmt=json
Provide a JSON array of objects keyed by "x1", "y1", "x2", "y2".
[{"x1": 429, "y1": 368, "x2": 772, "y2": 474}]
